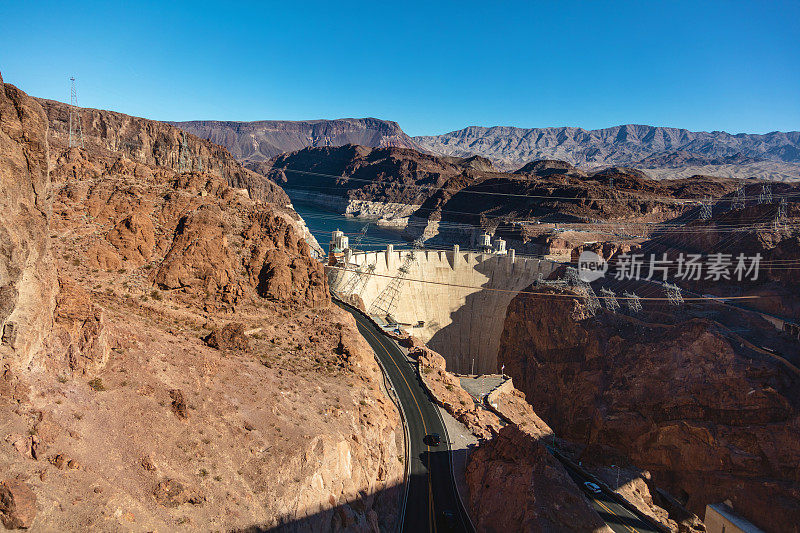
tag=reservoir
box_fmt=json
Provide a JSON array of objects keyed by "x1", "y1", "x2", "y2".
[{"x1": 290, "y1": 197, "x2": 408, "y2": 252}]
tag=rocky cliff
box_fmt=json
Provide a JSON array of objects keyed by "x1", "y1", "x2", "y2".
[
  {"x1": 414, "y1": 124, "x2": 800, "y2": 178},
  {"x1": 391, "y1": 333, "x2": 623, "y2": 532},
  {"x1": 171, "y1": 117, "x2": 422, "y2": 163},
  {"x1": 38, "y1": 98, "x2": 291, "y2": 206},
  {"x1": 498, "y1": 289, "x2": 800, "y2": 533},
  {"x1": 257, "y1": 144, "x2": 497, "y2": 222},
  {"x1": 642, "y1": 195, "x2": 800, "y2": 321},
  {"x1": 465, "y1": 425, "x2": 613, "y2": 533},
  {"x1": 1, "y1": 75, "x2": 404, "y2": 531},
  {"x1": 0, "y1": 72, "x2": 57, "y2": 371},
  {"x1": 251, "y1": 144, "x2": 745, "y2": 249}
]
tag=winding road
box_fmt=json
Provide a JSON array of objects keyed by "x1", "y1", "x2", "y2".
[
  {"x1": 340, "y1": 300, "x2": 663, "y2": 533},
  {"x1": 561, "y1": 462, "x2": 663, "y2": 533},
  {"x1": 337, "y1": 301, "x2": 474, "y2": 533}
]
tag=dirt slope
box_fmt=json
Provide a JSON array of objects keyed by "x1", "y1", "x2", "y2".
[{"x1": 1, "y1": 74, "x2": 403, "y2": 531}]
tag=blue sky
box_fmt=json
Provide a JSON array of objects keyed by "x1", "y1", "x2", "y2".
[{"x1": 1, "y1": 0, "x2": 798, "y2": 136}]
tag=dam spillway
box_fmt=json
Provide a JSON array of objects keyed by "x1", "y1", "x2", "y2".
[{"x1": 330, "y1": 245, "x2": 557, "y2": 374}]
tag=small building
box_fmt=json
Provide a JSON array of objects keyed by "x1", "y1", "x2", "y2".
[
  {"x1": 328, "y1": 230, "x2": 349, "y2": 265},
  {"x1": 704, "y1": 503, "x2": 764, "y2": 533},
  {"x1": 493, "y1": 237, "x2": 507, "y2": 255},
  {"x1": 477, "y1": 232, "x2": 493, "y2": 253}
]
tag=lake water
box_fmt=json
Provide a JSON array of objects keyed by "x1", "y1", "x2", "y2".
[{"x1": 290, "y1": 198, "x2": 408, "y2": 252}]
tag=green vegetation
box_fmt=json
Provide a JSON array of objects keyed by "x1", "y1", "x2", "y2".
[{"x1": 88, "y1": 378, "x2": 106, "y2": 391}]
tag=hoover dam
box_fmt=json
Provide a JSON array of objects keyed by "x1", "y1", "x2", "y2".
[{"x1": 328, "y1": 232, "x2": 558, "y2": 374}]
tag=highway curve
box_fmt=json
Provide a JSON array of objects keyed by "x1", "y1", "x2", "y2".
[
  {"x1": 561, "y1": 462, "x2": 662, "y2": 533},
  {"x1": 337, "y1": 301, "x2": 474, "y2": 533},
  {"x1": 341, "y1": 300, "x2": 663, "y2": 533}
]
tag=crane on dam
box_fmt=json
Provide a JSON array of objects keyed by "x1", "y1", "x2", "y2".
[
  {"x1": 332, "y1": 224, "x2": 375, "y2": 297},
  {"x1": 368, "y1": 247, "x2": 419, "y2": 319},
  {"x1": 339, "y1": 261, "x2": 376, "y2": 299}
]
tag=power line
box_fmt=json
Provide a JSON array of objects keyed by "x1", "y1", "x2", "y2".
[
  {"x1": 326, "y1": 263, "x2": 763, "y2": 301},
  {"x1": 293, "y1": 193, "x2": 799, "y2": 235},
  {"x1": 274, "y1": 166, "x2": 799, "y2": 203}
]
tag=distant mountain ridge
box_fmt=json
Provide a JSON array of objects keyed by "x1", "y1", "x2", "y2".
[
  {"x1": 170, "y1": 118, "x2": 421, "y2": 163},
  {"x1": 170, "y1": 119, "x2": 800, "y2": 180},
  {"x1": 413, "y1": 124, "x2": 800, "y2": 172}
]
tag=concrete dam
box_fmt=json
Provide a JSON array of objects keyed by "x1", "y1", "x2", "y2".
[{"x1": 328, "y1": 238, "x2": 557, "y2": 374}]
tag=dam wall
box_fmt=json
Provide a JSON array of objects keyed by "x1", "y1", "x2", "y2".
[{"x1": 333, "y1": 247, "x2": 557, "y2": 374}]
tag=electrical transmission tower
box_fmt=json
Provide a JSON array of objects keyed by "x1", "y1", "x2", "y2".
[
  {"x1": 664, "y1": 283, "x2": 684, "y2": 306},
  {"x1": 337, "y1": 224, "x2": 375, "y2": 296},
  {"x1": 758, "y1": 183, "x2": 772, "y2": 204},
  {"x1": 700, "y1": 197, "x2": 713, "y2": 220},
  {"x1": 600, "y1": 287, "x2": 620, "y2": 312},
  {"x1": 732, "y1": 186, "x2": 746, "y2": 210},
  {"x1": 565, "y1": 267, "x2": 580, "y2": 286},
  {"x1": 368, "y1": 249, "x2": 418, "y2": 318},
  {"x1": 178, "y1": 132, "x2": 190, "y2": 173},
  {"x1": 565, "y1": 267, "x2": 600, "y2": 315},
  {"x1": 774, "y1": 197, "x2": 788, "y2": 231},
  {"x1": 535, "y1": 272, "x2": 567, "y2": 288},
  {"x1": 68, "y1": 77, "x2": 84, "y2": 148},
  {"x1": 622, "y1": 291, "x2": 642, "y2": 313},
  {"x1": 339, "y1": 262, "x2": 376, "y2": 298}
]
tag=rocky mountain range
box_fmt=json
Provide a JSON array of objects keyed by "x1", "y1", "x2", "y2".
[
  {"x1": 415, "y1": 124, "x2": 800, "y2": 178},
  {"x1": 171, "y1": 118, "x2": 420, "y2": 163},
  {"x1": 171, "y1": 119, "x2": 800, "y2": 180}
]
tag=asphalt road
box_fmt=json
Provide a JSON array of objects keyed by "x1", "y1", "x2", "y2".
[
  {"x1": 562, "y1": 462, "x2": 662, "y2": 533},
  {"x1": 339, "y1": 301, "x2": 661, "y2": 533},
  {"x1": 338, "y1": 301, "x2": 474, "y2": 533}
]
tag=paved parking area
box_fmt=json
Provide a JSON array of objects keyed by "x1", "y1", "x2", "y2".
[{"x1": 458, "y1": 374, "x2": 507, "y2": 400}]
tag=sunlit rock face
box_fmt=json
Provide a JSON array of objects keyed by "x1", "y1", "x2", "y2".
[{"x1": 498, "y1": 288, "x2": 800, "y2": 533}]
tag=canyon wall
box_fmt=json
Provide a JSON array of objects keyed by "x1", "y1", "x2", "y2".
[
  {"x1": 0, "y1": 72, "x2": 57, "y2": 371},
  {"x1": 38, "y1": 98, "x2": 290, "y2": 206},
  {"x1": 334, "y1": 248, "x2": 556, "y2": 373},
  {"x1": 172, "y1": 118, "x2": 421, "y2": 162},
  {"x1": 497, "y1": 288, "x2": 800, "y2": 533},
  {"x1": 1, "y1": 75, "x2": 404, "y2": 531}
]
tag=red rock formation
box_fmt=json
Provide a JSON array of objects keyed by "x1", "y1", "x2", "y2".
[
  {"x1": 204, "y1": 322, "x2": 249, "y2": 351},
  {"x1": 411, "y1": 345, "x2": 503, "y2": 440},
  {"x1": 498, "y1": 288, "x2": 800, "y2": 532},
  {"x1": 0, "y1": 74, "x2": 403, "y2": 531},
  {"x1": 106, "y1": 211, "x2": 156, "y2": 265},
  {"x1": 0, "y1": 73, "x2": 57, "y2": 370},
  {"x1": 38, "y1": 98, "x2": 291, "y2": 206},
  {"x1": 52, "y1": 278, "x2": 111, "y2": 376},
  {"x1": 465, "y1": 425, "x2": 612, "y2": 533},
  {"x1": 0, "y1": 478, "x2": 37, "y2": 529}
]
